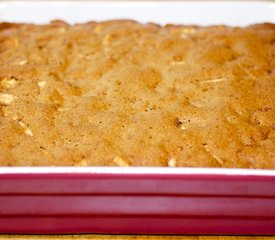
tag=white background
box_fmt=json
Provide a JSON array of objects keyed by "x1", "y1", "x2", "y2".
[{"x1": 0, "y1": 1, "x2": 274, "y2": 26}]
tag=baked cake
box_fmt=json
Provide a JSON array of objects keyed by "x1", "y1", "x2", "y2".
[{"x1": 0, "y1": 20, "x2": 274, "y2": 168}]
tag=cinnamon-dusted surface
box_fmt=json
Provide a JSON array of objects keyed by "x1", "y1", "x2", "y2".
[{"x1": 0, "y1": 21, "x2": 274, "y2": 168}]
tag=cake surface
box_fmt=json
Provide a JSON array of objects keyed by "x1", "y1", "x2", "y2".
[{"x1": 0, "y1": 20, "x2": 274, "y2": 168}]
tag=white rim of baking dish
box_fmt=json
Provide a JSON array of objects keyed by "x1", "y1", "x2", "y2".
[
  {"x1": 0, "y1": 167, "x2": 275, "y2": 176},
  {"x1": 1, "y1": 0, "x2": 274, "y2": 2}
]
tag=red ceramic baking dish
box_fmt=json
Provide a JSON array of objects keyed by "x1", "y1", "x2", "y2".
[
  {"x1": 0, "y1": 167, "x2": 275, "y2": 235},
  {"x1": 0, "y1": 0, "x2": 275, "y2": 235},
  {"x1": 1, "y1": 167, "x2": 275, "y2": 235}
]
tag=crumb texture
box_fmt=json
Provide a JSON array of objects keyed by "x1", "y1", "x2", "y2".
[{"x1": 0, "y1": 20, "x2": 274, "y2": 168}]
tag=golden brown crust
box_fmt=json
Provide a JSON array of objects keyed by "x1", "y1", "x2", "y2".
[{"x1": 0, "y1": 20, "x2": 274, "y2": 168}]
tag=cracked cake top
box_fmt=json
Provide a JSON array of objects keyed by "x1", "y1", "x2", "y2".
[{"x1": 0, "y1": 20, "x2": 274, "y2": 168}]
